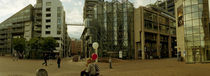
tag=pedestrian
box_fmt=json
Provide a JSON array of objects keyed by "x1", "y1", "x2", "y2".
[
  {"x1": 13, "y1": 51, "x2": 18, "y2": 61},
  {"x1": 57, "y1": 56, "x2": 61, "y2": 68},
  {"x1": 81, "y1": 58, "x2": 98, "y2": 76},
  {"x1": 109, "y1": 57, "x2": 112, "y2": 69},
  {"x1": 42, "y1": 54, "x2": 48, "y2": 66}
]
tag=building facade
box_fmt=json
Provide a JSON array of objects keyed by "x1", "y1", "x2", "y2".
[
  {"x1": 134, "y1": 6, "x2": 176, "y2": 59},
  {"x1": 70, "y1": 39, "x2": 82, "y2": 56},
  {"x1": 175, "y1": 0, "x2": 210, "y2": 63},
  {"x1": 158, "y1": 0, "x2": 175, "y2": 15},
  {"x1": 0, "y1": 0, "x2": 70, "y2": 57},
  {"x1": 81, "y1": 0, "x2": 134, "y2": 59},
  {"x1": 0, "y1": 5, "x2": 34, "y2": 54}
]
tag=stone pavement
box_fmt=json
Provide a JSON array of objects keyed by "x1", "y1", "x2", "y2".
[{"x1": 0, "y1": 57, "x2": 210, "y2": 76}]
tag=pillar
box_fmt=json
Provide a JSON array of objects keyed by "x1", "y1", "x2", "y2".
[
  {"x1": 141, "y1": 31, "x2": 145, "y2": 60},
  {"x1": 168, "y1": 36, "x2": 172, "y2": 58},
  {"x1": 157, "y1": 34, "x2": 161, "y2": 58}
]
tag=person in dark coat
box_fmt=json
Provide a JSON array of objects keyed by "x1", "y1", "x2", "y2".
[
  {"x1": 42, "y1": 54, "x2": 48, "y2": 66},
  {"x1": 57, "y1": 56, "x2": 61, "y2": 68}
]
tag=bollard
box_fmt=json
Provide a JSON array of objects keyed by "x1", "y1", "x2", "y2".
[{"x1": 36, "y1": 69, "x2": 48, "y2": 76}]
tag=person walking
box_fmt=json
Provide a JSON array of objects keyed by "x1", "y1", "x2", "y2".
[
  {"x1": 42, "y1": 54, "x2": 48, "y2": 66},
  {"x1": 57, "y1": 56, "x2": 61, "y2": 68},
  {"x1": 13, "y1": 52, "x2": 18, "y2": 61}
]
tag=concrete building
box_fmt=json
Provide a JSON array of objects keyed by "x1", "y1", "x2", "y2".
[
  {"x1": 0, "y1": 0, "x2": 70, "y2": 57},
  {"x1": 134, "y1": 5, "x2": 176, "y2": 60},
  {"x1": 0, "y1": 5, "x2": 34, "y2": 54},
  {"x1": 175, "y1": 0, "x2": 210, "y2": 63},
  {"x1": 70, "y1": 39, "x2": 82, "y2": 56},
  {"x1": 158, "y1": 0, "x2": 175, "y2": 15},
  {"x1": 81, "y1": 0, "x2": 104, "y2": 58},
  {"x1": 81, "y1": 0, "x2": 134, "y2": 59}
]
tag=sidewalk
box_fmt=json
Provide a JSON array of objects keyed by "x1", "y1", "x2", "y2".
[{"x1": 1, "y1": 57, "x2": 210, "y2": 76}]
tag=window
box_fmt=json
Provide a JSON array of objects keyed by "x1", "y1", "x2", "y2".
[
  {"x1": 37, "y1": 13, "x2": 42, "y2": 16},
  {"x1": 54, "y1": 37, "x2": 60, "y2": 40},
  {"x1": 57, "y1": 31, "x2": 61, "y2": 35},
  {"x1": 46, "y1": 2, "x2": 51, "y2": 6},
  {"x1": 45, "y1": 31, "x2": 51, "y2": 34},
  {"x1": 46, "y1": 25, "x2": 51, "y2": 29},
  {"x1": 46, "y1": 13, "x2": 51, "y2": 17},
  {"x1": 46, "y1": 19, "x2": 51, "y2": 23},
  {"x1": 46, "y1": 8, "x2": 51, "y2": 12},
  {"x1": 56, "y1": 43, "x2": 59, "y2": 47},
  {"x1": 57, "y1": 19, "x2": 61, "y2": 24},
  {"x1": 36, "y1": 19, "x2": 41, "y2": 22}
]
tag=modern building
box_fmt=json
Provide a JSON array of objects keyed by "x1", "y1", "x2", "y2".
[
  {"x1": 134, "y1": 5, "x2": 176, "y2": 60},
  {"x1": 81, "y1": 0, "x2": 104, "y2": 58},
  {"x1": 0, "y1": 0, "x2": 70, "y2": 57},
  {"x1": 175, "y1": 0, "x2": 210, "y2": 63},
  {"x1": 70, "y1": 39, "x2": 82, "y2": 56},
  {"x1": 81, "y1": 0, "x2": 134, "y2": 59},
  {"x1": 157, "y1": 0, "x2": 175, "y2": 15},
  {"x1": 0, "y1": 5, "x2": 34, "y2": 54}
]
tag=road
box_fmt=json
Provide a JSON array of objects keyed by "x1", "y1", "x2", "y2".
[{"x1": 0, "y1": 57, "x2": 210, "y2": 76}]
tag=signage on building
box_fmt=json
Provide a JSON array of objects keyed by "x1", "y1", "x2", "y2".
[{"x1": 177, "y1": 5, "x2": 183, "y2": 27}]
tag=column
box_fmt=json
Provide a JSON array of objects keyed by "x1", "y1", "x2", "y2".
[
  {"x1": 141, "y1": 31, "x2": 145, "y2": 60},
  {"x1": 168, "y1": 36, "x2": 172, "y2": 58},
  {"x1": 157, "y1": 34, "x2": 161, "y2": 58}
]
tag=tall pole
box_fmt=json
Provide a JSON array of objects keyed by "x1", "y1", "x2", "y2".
[{"x1": 95, "y1": 48, "x2": 98, "y2": 62}]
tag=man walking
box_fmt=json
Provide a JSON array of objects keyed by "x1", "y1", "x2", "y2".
[
  {"x1": 42, "y1": 54, "x2": 48, "y2": 66},
  {"x1": 57, "y1": 56, "x2": 61, "y2": 68}
]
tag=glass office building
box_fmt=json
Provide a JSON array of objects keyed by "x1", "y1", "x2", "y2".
[{"x1": 176, "y1": 0, "x2": 210, "y2": 63}]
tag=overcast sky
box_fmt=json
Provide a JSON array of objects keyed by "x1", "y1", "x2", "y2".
[{"x1": 0, "y1": 0, "x2": 157, "y2": 39}]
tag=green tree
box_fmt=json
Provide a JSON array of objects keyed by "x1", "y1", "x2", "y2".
[
  {"x1": 28, "y1": 37, "x2": 41, "y2": 51},
  {"x1": 40, "y1": 37, "x2": 57, "y2": 52},
  {"x1": 27, "y1": 37, "x2": 42, "y2": 59},
  {"x1": 12, "y1": 38, "x2": 26, "y2": 58}
]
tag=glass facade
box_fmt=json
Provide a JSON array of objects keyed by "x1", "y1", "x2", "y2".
[{"x1": 183, "y1": 0, "x2": 210, "y2": 62}]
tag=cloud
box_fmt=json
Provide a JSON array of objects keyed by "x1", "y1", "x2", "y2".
[
  {"x1": 67, "y1": 26, "x2": 84, "y2": 39},
  {"x1": 0, "y1": 0, "x2": 36, "y2": 23},
  {"x1": 60, "y1": 0, "x2": 72, "y2": 3},
  {"x1": 62, "y1": 0, "x2": 84, "y2": 24},
  {"x1": 133, "y1": 0, "x2": 157, "y2": 8}
]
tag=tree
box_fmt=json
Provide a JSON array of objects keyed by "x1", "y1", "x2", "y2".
[
  {"x1": 27, "y1": 37, "x2": 42, "y2": 58},
  {"x1": 40, "y1": 37, "x2": 57, "y2": 52},
  {"x1": 28, "y1": 37, "x2": 41, "y2": 51},
  {"x1": 12, "y1": 38, "x2": 26, "y2": 58}
]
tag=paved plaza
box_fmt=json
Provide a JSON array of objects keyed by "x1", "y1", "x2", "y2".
[{"x1": 0, "y1": 57, "x2": 210, "y2": 76}]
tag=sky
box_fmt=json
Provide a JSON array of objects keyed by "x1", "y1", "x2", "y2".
[{"x1": 0, "y1": 0, "x2": 157, "y2": 39}]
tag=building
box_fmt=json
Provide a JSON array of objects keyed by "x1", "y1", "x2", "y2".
[
  {"x1": 70, "y1": 39, "x2": 82, "y2": 56},
  {"x1": 81, "y1": 0, "x2": 104, "y2": 58},
  {"x1": 157, "y1": 0, "x2": 175, "y2": 15},
  {"x1": 0, "y1": 5, "x2": 34, "y2": 54},
  {"x1": 0, "y1": 0, "x2": 70, "y2": 57},
  {"x1": 134, "y1": 5, "x2": 176, "y2": 60},
  {"x1": 81, "y1": 0, "x2": 134, "y2": 59},
  {"x1": 175, "y1": 0, "x2": 210, "y2": 63}
]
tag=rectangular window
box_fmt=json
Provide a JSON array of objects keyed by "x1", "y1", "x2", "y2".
[
  {"x1": 37, "y1": 13, "x2": 42, "y2": 16},
  {"x1": 46, "y1": 8, "x2": 51, "y2": 12},
  {"x1": 46, "y1": 13, "x2": 51, "y2": 17},
  {"x1": 46, "y1": 19, "x2": 51, "y2": 23},
  {"x1": 45, "y1": 31, "x2": 51, "y2": 34},
  {"x1": 57, "y1": 19, "x2": 61, "y2": 24},
  {"x1": 56, "y1": 43, "x2": 59, "y2": 47},
  {"x1": 46, "y1": 2, "x2": 51, "y2": 6},
  {"x1": 57, "y1": 31, "x2": 61, "y2": 35},
  {"x1": 46, "y1": 25, "x2": 51, "y2": 29}
]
